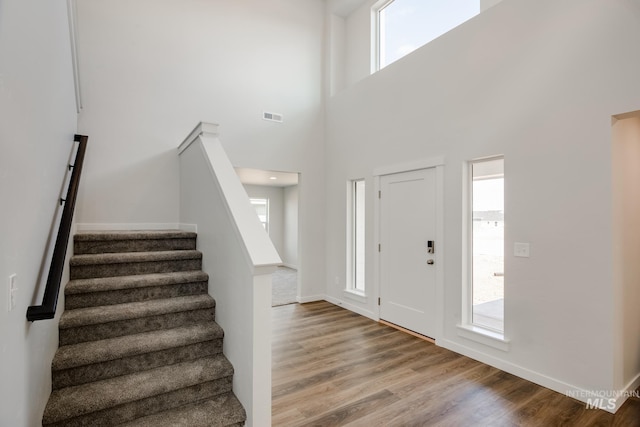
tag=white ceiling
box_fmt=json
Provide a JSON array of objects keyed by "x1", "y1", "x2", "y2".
[{"x1": 235, "y1": 167, "x2": 299, "y2": 187}]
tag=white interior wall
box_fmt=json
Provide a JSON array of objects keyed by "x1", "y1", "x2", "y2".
[
  {"x1": 325, "y1": 0, "x2": 640, "y2": 401},
  {"x1": 344, "y1": 0, "x2": 376, "y2": 88},
  {"x1": 481, "y1": 0, "x2": 505, "y2": 11},
  {"x1": 327, "y1": 14, "x2": 347, "y2": 96},
  {"x1": 244, "y1": 185, "x2": 285, "y2": 261},
  {"x1": 75, "y1": 0, "x2": 326, "y2": 299},
  {"x1": 612, "y1": 113, "x2": 640, "y2": 392},
  {"x1": 0, "y1": 0, "x2": 77, "y2": 425},
  {"x1": 283, "y1": 185, "x2": 299, "y2": 269}
]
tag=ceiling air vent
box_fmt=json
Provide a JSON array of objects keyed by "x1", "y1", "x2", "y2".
[{"x1": 263, "y1": 111, "x2": 283, "y2": 123}]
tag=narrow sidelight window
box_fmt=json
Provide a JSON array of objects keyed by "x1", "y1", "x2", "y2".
[
  {"x1": 470, "y1": 157, "x2": 504, "y2": 332},
  {"x1": 351, "y1": 180, "x2": 366, "y2": 292}
]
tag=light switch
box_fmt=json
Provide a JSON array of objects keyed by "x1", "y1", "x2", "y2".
[{"x1": 514, "y1": 243, "x2": 530, "y2": 258}]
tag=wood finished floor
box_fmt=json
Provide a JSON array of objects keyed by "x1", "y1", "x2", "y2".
[{"x1": 272, "y1": 301, "x2": 640, "y2": 427}]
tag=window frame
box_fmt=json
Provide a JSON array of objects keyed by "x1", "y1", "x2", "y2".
[
  {"x1": 372, "y1": 0, "x2": 482, "y2": 72},
  {"x1": 373, "y1": 0, "x2": 394, "y2": 72},
  {"x1": 347, "y1": 179, "x2": 366, "y2": 295},
  {"x1": 459, "y1": 156, "x2": 510, "y2": 350}
]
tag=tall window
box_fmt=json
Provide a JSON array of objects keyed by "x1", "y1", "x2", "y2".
[
  {"x1": 250, "y1": 198, "x2": 269, "y2": 232},
  {"x1": 470, "y1": 157, "x2": 504, "y2": 332},
  {"x1": 351, "y1": 180, "x2": 366, "y2": 292},
  {"x1": 376, "y1": 0, "x2": 480, "y2": 70}
]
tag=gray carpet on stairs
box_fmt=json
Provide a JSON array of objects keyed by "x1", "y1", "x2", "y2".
[{"x1": 42, "y1": 230, "x2": 246, "y2": 426}]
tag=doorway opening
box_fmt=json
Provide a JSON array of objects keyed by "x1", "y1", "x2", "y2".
[
  {"x1": 612, "y1": 110, "x2": 640, "y2": 382},
  {"x1": 235, "y1": 167, "x2": 300, "y2": 307}
]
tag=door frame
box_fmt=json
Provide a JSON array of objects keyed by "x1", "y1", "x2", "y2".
[{"x1": 373, "y1": 156, "x2": 445, "y2": 343}]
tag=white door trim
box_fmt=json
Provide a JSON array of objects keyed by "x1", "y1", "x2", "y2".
[
  {"x1": 373, "y1": 158, "x2": 445, "y2": 343},
  {"x1": 373, "y1": 156, "x2": 444, "y2": 177}
]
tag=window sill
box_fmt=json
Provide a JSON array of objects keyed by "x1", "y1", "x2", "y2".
[
  {"x1": 457, "y1": 324, "x2": 510, "y2": 352},
  {"x1": 343, "y1": 289, "x2": 367, "y2": 304}
]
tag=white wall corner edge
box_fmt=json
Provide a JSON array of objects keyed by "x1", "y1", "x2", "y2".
[{"x1": 614, "y1": 373, "x2": 640, "y2": 413}]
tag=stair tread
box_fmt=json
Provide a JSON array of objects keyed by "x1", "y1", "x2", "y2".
[
  {"x1": 53, "y1": 322, "x2": 223, "y2": 370},
  {"x1": 66, "y1": 271, "x2": 209, "y2": 294},
  {"x1": 43, "y1": 355, "x2": 234, "y2": 424},
  {"x1": 59, "y1": 294, "x2": 215, "y2": 329},
  {"x1": 75, "y1": 230, "x2": 196, "y2": 241},
  {"x1": 70, "y1": 250, "x2": 202, "y2": 266},
  {"x1": 120, "y1": 393, "x2": 246, "y2": 427}
]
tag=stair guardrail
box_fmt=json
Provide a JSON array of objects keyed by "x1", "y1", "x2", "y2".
[{"x1": 27, "y1": 134, "x2": 88, "y2": 321}]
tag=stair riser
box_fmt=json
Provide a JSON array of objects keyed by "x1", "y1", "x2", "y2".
[
  {"x1": 43, "y1": 378, "x2": 233, "y2": 427},
  {"x1": 66, "y1": 281, "x2": 208, "y2": 309},
  {"x1": 70, "y1": 259, "x2": 202, "y2": 280},
  {"x1": 75, "y1": 238, "x2": 196, "y2": 255},
  {"x1": 53, "y1": 339, "x2": 223, "y2": 389},
  {"x1": 60, "y1": 308, "x2": 215, "y2": 346}
]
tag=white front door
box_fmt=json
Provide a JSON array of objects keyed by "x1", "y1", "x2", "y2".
[{"x1": 379, "y1": 168, "x2": 437, "y2": 339}]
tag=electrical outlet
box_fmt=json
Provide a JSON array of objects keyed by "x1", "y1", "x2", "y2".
[
  {"x1": 8, "y1": 274, "x2": 17, "y2": 312},
  {"x1": 514, "y1": 242, "x2": 530, "y2": 258}
]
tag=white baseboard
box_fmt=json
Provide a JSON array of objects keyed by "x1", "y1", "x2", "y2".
[
  {"x1": 297, "y1": 294, "x2": 324, "y2": 304},
  {"x1": 613, "y1": 373, "x2": 640, "y2": 412},
  {"x1": 324, "y1": 295, "x2": 377, "y2": 321},
  {"x1": 439, "y1": 338, "x2": 632, "y2": 414},
  {"x1": 75, "y1": 223, "x2": 193, "y2": 232}
]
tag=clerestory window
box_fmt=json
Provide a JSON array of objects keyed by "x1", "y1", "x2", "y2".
[{"x1": 375, "y1": 0, "x2": 480, "y2": 70}]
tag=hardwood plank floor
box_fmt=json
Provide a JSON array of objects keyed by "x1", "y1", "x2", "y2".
[{"x1": 272, "y1": 301, "x2": 640, "y2": 426}]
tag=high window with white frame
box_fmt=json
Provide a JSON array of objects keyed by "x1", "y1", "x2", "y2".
[
  {"x1": 349, "y1": 179, "x2": 366, "y2": 292},
  {"x1": 375, "y1": 0, "x2": 480, "y2": 70},
  {"x1": 469, "y1": 157, "x2": 504, "y2": 333}
]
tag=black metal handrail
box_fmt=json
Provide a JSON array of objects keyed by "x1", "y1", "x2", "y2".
[{"x1": 27, "y1": 134, "x2": 88, "y2": 321}]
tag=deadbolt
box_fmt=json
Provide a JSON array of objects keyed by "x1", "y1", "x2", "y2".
[{"x1": 427, "y1": 259, "x2": 435, "y2": 265}]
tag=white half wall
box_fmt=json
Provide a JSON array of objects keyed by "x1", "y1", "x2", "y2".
[
  {"x1": 178, "y1": 124, "x2": 280, "y2": 426},
  {"x1": 325, "y1": 0, "x2": 640, "y2": 406},
  {"x1": 0, "y1": 0, "x2": 78, "y2": 425}
]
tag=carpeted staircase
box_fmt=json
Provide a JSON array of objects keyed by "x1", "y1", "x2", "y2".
[{"x1": 42, "y1": 230, "x2": 246, "y2": 426}]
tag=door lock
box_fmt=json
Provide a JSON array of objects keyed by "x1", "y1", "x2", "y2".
[
  {"x1": 427, "y1": 240, "x2": 435, "y2": 254},
  {"x1": 427, "y1": 259, "x2": 434, "y2": 265}
]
